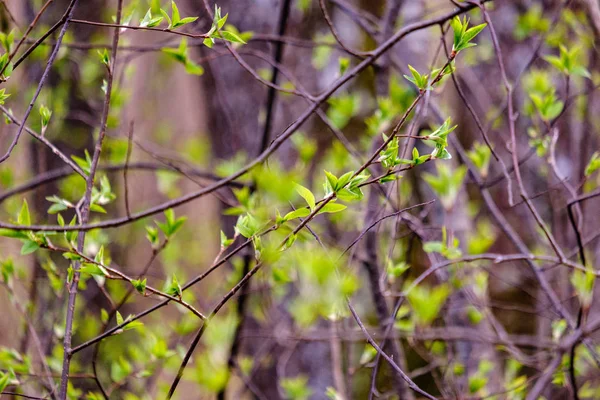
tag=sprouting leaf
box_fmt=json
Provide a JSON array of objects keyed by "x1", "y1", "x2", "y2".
[
  {"x1": 318, "y1": 203, "x2": 347, "y2": 214},
  {"x1": 585, "y1": 152, "x2": 600, "y2": 176},
  {"x1": 97, "y1": 49, "x2": 110, "y2": 66},
  {"x1": 18, "y1": 199, "x2": 30, "y2": 226},
  {"x1": 407, "y1": 284, "x2": 451, "y2": 325},
  {"x1": 0, "y1": 89, "x2": 10, "y2": 104},
  {"x1": 184, "y1": 60, "x2": 204, "y2": 75},
  {"x1": 140, "y1": 9, "x2": 163, "y2": 27},
  {"x1": 283, "y1": 208, "x2": 311, "y2": 221},
  {"x1": 160, "y1": 8, "x2": 172, "y2": 28},
  {"x1": 295, "y1": 184, "x2": 316, "y2": 210},
  {"x1": 166, "y1": 273, "x2": 182, "y2": 297},
  {"x1": 0, "y1": 372, "x2": 9, "y2": 393},
  {"x1": 156, "y1": 208, "x2": 186, "y2": 237},
  {"x1": 451, "y1": 16, "x2": 487, "y2": 53},
  {"x1": 338, "y1": 57, "x2": 350, "y2": 75},
  {"x1": 462, "y1": 23, "x2": 487, "y2": 46},
  {"x1": 176, "y1": 16, "x2": 199, "y2": 28},
  {"x1": 324, "y1": 171, "x2": 338, "y2": 192},
  {"x1": 219, "y1": 30, "x2": 246, "y2": 44},
  {"x1": 404, "y1": 64, "x2": 428, "y2": 89},
  {"x1": 284, "y1": 233, "x2": 297, "y2": 250},
  {"x1": 116, "y1": 310, "x2": 124, "y2": 325},
  {"x1": 80, "y1": 263, "x2": 109, "y2": 277},
  {"x1": 170, "y1": 0, "x2": 180, "y2": 27},
  {"x1": 170, "y1": 0, "x2": 198, "y2": 28},
  {"x1": 20, "y1": 240, "x2": 40, "y2": 255},
  {"x1": 131, "y1": 278, "x2": 147, "y2": 295}
]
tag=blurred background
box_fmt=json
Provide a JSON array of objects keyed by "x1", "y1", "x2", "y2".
[{"x1": 1, "y1": 0, "x2": 600, "y2": 399}]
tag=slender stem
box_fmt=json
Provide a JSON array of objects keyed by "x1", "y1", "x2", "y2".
[{"x1": 58, "y1": 1, "x2": 121, "y2": 397}]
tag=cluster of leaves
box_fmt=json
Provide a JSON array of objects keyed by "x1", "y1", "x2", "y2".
[
  {"x1": 202, "y1": 5, "x2": 247, "y2": 48},
  {"x1": 323, "y1": 170, "x2": 370, "y2": 202},
  {"x1": 423, "y1": 226, "x2": 463, "y2": 260},
  {"x1": 140, "y1": 0, "x2": 198, "y2": 30},
  {"x1": 450, "y1": 17, "x2": 487, "y2": 53},
  {"x1": 0, "y1": 29, "x2": 14, "y2": 82},
  {"x1": 378, "y1": 118, "x2": 457, "y2": 180}
]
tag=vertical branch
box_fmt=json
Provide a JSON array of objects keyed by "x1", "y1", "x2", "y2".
[
  {"x1": 123, "y1": 121, "x2": 134, "y2": 219},
  {"x1": 58, "y1": 0, "x2": 122, "y2": 398}
]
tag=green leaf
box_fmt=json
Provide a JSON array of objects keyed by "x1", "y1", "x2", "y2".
[
  {"x1": 450, "y1": 17, "x2": 464, "y2": 48},
  {"x1": 404, "y1": 64, "x2": 428, "y2": 89},
  {"x1": 436, "y1": 148, "x2": 452, "y2": 160},
  {"x1": 166, "y1": 273, "x2": 182, "y2": 297},
  {"x1": 184, "y1": 60, "x2": 204, "y2": 75},
  {"x1": 585, "y1": 152, "x2": 600, "y2": 176},
  {"x1": 462, "y1": 23, "x2": 487, "y2": 45},
  {"x1": 338, "y1": 57, "x2": 350, "y2": 75},
  {"x1": 80, "y1": 263, "x2": 109, "y2": 277},
  {"x1": 0, "y1": 228, "x2": 27, "y2": 239},
  {"x1": 318, "y1": 203, "x2": 347, "y2": 214},
  {"x1": 89, "y1": 203, "x2": 106, "y2": 213},
  {"x1": 217, "y1": 13, "x2": 228, "y2": 30},
  {"x1": 146, "y1": 226, "x2": 159, "y2": 247},
  {"x1": 20, "y1": 240, "x2": 39, "y2": 255},
  {"x1": 284, "y1": 233, "x2": 297, "y2": 249},
  {"x1": 407, "y1": 284, "x2": 451, "y2": 325},
  {"x1": 0, "y1": 372, "x2": 8, "y2": 393},
  {"x1": 123, "y1": 319, "x2": 144, "y2": 331},
  {"x1": 336, "y1": 187, "x2": 363, "y2": 202},
  {"x1": 336, "y1": 171, "x2": 354, "y2": 190},
  {"x1": 116, "y1": 310, "x2": 124, "y2": 325},
  {"x1": 39, "y1": 104, "x2": 52, "y2": 128},
  {"x1": 160, "y1": 8, "x2": 172, "y2": 28},
  {"x1": 324, "y1": 171, "x2": 338, "y2": 192},
  {"x1": 157, "y1": 208, "x2": 187, "y2": 237},
  {"x1": 0, "y1": 88, "x2": 10, "y2": 104},
  {"x1": 63, "y1": 252, "x2": 83, "y2": 261},
  {"x1": 281, "y1": 376, "x2": 313, "y2": 400},
  {"x1": 220, "y1": 30, "x2": 246, "y2": 44},
  {"x1": 170, "y1": 0, "x2": 181, "y2": 26},
  {"x1": 18, "y1": 199, "x2": 30, "y2": 226},
  {"x1": 543, "y1": 55, "x2": 563, "y2": 71},
  {"x1": 94, "y1": 245, "x2": 106, "y2": 265},
  {"x1": 220, "y1": 230, "x2": 233, "y2": 247},
  {"x1": 48, "y1": 203, "x2": 68, "y2": 214},
  {"x1": 100, "y1": 309, "x2": 109, "y2": 323},
  {"x1": 174, "y1": 16, "x2": 198, "y2": 28},
  {"x1": 284, "y1": 207, "x2": 311, "y2": 221},
  {"x1": 295, "y1": 184, "x2": 316, "y2": 210},
  {"x1": 140, "y1": 9, "x2": 163, "y2": 27},
  {"x1": 131, "y1": 278, "x2": 147, "y2": 295}
]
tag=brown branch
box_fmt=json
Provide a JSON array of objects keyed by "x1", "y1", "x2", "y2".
[
  {"x1": 347, "y1": 301, "x2": 437, "y2": 400},
  {"x1": 58, "y1": 0, "x2": 119, "y2": 397}
]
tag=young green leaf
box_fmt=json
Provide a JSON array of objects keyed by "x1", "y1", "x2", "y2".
[
  {"x1": 140, "y1": 9, "x2": 164, "y2": 27},
  {"x1": 295, "y1": 184, "x2": 316, "y2": 210},
  {"x1": 131, "y1": 278, "x2": 147, "y2": 295},
  {"x1": 18, "y1": 199, "x2": 30, "y2": 226},
  {"x1": 21, "y1": 240, "x2": 40, "y2": 255},
  {"x1": 284, "y1": 207, "x2": 311, "y2": 221},
  {"x1": 219, "y1": 30, "x2": 246, "y2": 44},
  {"x1": 166, "y1": 273, "x2": 182, "y2": 297},
  {"x1": 318, "y1": 203, "x2": 347, "y2": 214}
]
